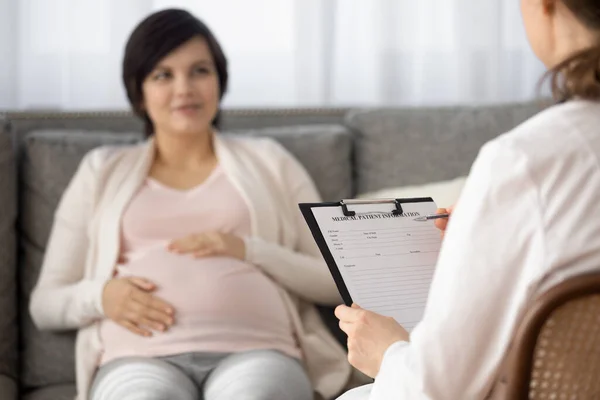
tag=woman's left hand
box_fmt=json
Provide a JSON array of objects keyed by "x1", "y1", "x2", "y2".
[
  {"x1": 335, "y1": 304, "x2": 410, "y2": 378},
  {"x1": 168, "y1": 232, "x2": 246, "y2": 260}
]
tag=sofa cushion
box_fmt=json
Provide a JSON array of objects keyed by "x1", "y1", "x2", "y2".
[
  {"x1": 229, "y1": 124, "x2": 353, "y2": 201},
  {"x1": 356, "y1": 176, "x2": 467, "y2": 208},
  {"x1": 345, "y1": 101, "x2": 548, "y2": 194},
  {"x1": 18, "y1": 125, "x2": 352, "y2": 388},
  {"x1": 0, "y1": 126, "x2": 18, "y2": 385}
]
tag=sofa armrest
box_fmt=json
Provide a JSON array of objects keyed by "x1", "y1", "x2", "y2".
[{"x1": 0, "y1": 373, "x2": 18, "y2": 400}]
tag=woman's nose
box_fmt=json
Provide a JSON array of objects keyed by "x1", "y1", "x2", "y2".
[{"x1": 173, "y1": 75, "x2": 194, "y2": 97}]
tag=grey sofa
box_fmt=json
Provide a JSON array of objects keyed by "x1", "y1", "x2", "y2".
[{"x1": 0, "y1": 101, "x2": 548, "y2": 400}]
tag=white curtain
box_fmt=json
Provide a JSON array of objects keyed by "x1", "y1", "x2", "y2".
[
  {"x1": 0, "y1": 0, "x2": 547, "y2": 110},
  {"x1": 329, "y1": 0, "x2": 548, "y2": 106}
]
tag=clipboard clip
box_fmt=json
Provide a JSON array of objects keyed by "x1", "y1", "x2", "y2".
[{"x1": 340, "y1": 199, "x2": 404, "y2": 217}]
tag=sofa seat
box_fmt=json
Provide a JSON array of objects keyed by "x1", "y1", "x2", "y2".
[{"x1": 24, "y1": 384, "x2": 75, "y2": 400}]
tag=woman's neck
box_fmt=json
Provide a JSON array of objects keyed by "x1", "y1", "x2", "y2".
[
  {"x1": 152, "y1": 129, "x2": 217, "y2": 170},
  {"x1": 551, "y1": 4, "x2": 599, "y2": 67}
]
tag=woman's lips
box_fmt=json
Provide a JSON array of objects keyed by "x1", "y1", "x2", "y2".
[{"x1": 173, "y1": 105, "x2": 201, "y2": 115}]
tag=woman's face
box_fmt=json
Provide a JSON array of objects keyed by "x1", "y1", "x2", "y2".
[
  {"x1": 142, "y1": 36, "x2": 221, "y2": 137},
  {"x1": 521, "y1": 0, "x2": 554, "y2": 67}
]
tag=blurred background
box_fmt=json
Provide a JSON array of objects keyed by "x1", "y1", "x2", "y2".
[{"x1": 0, "y1": 0, "x2": 548, "y2": 111}]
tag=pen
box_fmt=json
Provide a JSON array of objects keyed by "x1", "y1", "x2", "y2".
[{"x1": 413, "y1": 213, "x2": 450, "y2": 222}]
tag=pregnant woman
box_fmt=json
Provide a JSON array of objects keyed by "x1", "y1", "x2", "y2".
[{"x1": 29, "y1": 9, "x2": 355, "y2": 400}]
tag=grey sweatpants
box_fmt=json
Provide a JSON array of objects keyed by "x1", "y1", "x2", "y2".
[{"x1": 90, "y1": 350, "x2": 313, "y2": 400}]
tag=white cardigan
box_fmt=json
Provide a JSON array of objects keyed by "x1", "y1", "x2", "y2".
[
  {"x1": 29, "y1": 134, "x2": 359, "y2": 400},
  {"x1": 339, "y1": 101, "x2": 600, "y2": 400}
]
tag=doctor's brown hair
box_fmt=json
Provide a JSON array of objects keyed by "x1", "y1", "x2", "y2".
[{"x1": 546, "y1": 0, "x2": 600, "y2": 102}]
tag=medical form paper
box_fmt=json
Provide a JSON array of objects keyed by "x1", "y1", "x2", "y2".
[{"x1": 301, "y1": 199, "x2": 441, "y2": 330}]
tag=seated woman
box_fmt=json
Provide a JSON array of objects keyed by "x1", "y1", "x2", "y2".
[
  {"x1": 29, "y1": 9, "x2": 357, "y2": 400},
  {"x1": 335, "y1": 0, "x2": 600, "y2": 398}
]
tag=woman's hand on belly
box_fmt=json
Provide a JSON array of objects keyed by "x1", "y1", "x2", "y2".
[
  {"x1": 168, "y1": 232, "x2": 246, "y2": 261},
  {"x1": 102, "y1": 276, "x2": 176, "y2": 337}
]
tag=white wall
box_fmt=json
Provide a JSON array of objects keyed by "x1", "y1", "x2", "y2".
[{"x1": 0, "y1": 0, "x2": 17, "y2": 109}]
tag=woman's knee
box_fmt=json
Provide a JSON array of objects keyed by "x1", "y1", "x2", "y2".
[
  {"x1": 90, "y1": 357, "x2": 198, "y2": 400},
  {"x1": 203, "y1": 350, "x2": 313, "y2": 400},
  {"x1": 335, "y1": 384, "x2": 373, "y2": 400}
]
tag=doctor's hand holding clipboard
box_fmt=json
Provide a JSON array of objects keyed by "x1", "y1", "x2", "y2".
[{"x1": 334, "y1": 207, "x2": 452, "y2": 379}]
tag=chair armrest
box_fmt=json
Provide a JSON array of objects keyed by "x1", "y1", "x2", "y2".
[{"x1": 0, "y1": 373, "x2": 18, "y2": 400}]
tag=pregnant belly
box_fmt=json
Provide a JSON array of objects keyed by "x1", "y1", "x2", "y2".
[
  {"x1": 119, "y1": 248, "x2": 289, "y2": 322},
  {"x1": 99, "y1": 248, "x2": 295, "y2": 360}
]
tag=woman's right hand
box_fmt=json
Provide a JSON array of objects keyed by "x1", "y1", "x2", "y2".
[
  {"x1": 434, "y1": 206, "x2": 454, "y2": 239},
  {"x1": 102, "y1": 277, "x2": 175, "y2": 337}
]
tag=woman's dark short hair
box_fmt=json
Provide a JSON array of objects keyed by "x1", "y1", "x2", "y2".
[{"x1": 122, "y1": 9, "x2": 228, "y2": 136}]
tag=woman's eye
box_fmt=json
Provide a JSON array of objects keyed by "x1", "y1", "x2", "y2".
[
  {"x1": 193, "y1": 67, "x2": 210, "y2": 75},
  {"x1": 153, "y1": 71, "x2": 170, "y2": 80}
]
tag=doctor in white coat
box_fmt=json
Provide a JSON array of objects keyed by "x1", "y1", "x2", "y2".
[{"x1": 335, "y1": 0, "x2": 600, "y2": 398}]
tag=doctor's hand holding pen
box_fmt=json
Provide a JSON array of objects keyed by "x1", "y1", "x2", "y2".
[
  {"x1": 413, "y1": 206, "x2": 453, "y2": 237},
  {"x1": 434, "y1": 206, "x2": 454, "y2": 239}
]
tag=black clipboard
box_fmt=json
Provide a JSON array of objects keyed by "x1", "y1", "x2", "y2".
[{"x1": 299, "y1": 197, "x2": 435, "y2": 307}]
